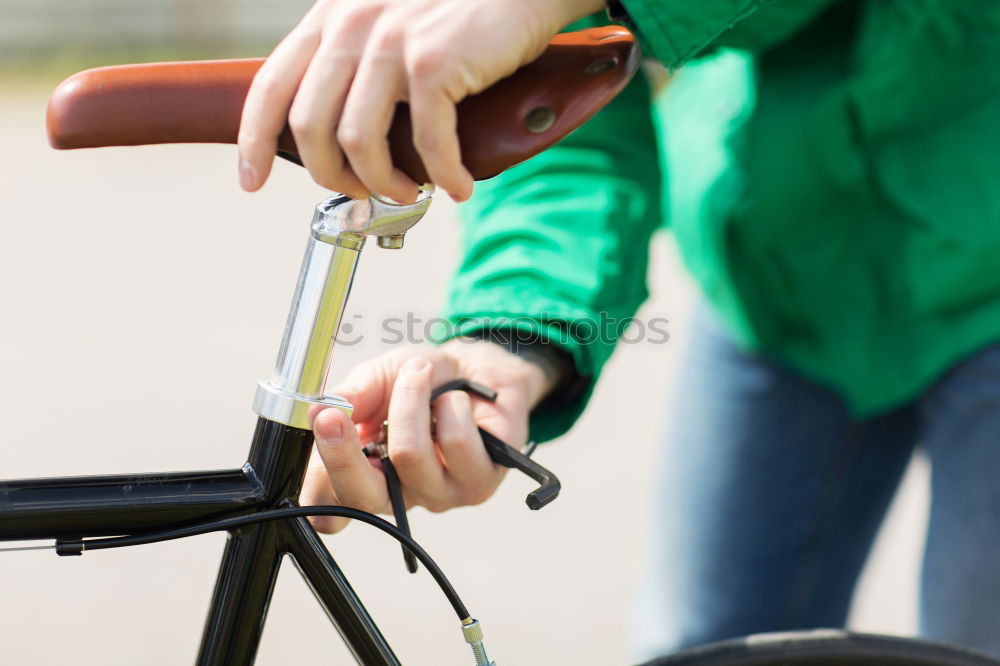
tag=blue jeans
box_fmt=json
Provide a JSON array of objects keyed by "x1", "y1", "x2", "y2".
[{"x1": 632, "y1": 304, "x2": 1000, "y2": 661}]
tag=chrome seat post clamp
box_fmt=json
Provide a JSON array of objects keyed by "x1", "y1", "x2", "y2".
[{"x1": 253, "y1": 189, "x2": 434, "y2": 429}]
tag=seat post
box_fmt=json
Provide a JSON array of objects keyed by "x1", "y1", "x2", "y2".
[{"x1": 252, "y1": 189, "x2": 434, "y2": 430}]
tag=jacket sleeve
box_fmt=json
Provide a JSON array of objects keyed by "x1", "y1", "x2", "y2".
[
  {"x1": 619, "y1": 0, "x2": 834, "y2": 68},
  {"x1": 440, "y1": 67, "x2": 663, "y2": 443}
]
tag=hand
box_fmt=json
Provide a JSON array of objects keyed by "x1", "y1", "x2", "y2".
[
  {"x1": 301, "y1": 340, "x2": 558, "y2": 533},
  {"x1": 237, "y1": 0, "x2": 606, "y2": 202}
]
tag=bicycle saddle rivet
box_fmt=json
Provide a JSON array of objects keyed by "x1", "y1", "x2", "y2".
[
  {"x1": 584, "y1": 58, "x2": 616, "y2": 75},
  {"x1": 524, "y1": 106, "x2": 557, "y2": 134}
]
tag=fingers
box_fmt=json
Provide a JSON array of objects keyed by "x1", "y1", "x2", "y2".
[
  {"x1": 288, "y1": 30, "x2": 369, "y2": 198},
  {"x1": 407, "y1": 83, "x2": 474, "y2": 202},
  {"x1": 240, "y1": 1, "x2": 480, "y2": 199},
  {"x1": 433, "y1": 390, "x2": 497, "y2": 505},
  {"x1": 333, "y1": 361, "x2": 391, "y2": 427},
  {"x1": 309, "y1": 347, "x2": 523, "y2": 519},
  {"x1": 237, "y1": 24, "x2": 322, "y2": 192},
  {"x1": 312, "y1": 407, "x2": 387, "y2": 515},
  {"x1": 386, "y1": 357, "x2": 448, "y2": 505},
  {"x1": 330, "y1": 348, "x2": 456, "y2": 436},
  {"x1": 338, "y1": 37, "x2": 420, "y2": 203}
]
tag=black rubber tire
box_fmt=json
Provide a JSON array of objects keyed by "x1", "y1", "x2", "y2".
[{"x1": 638, "y1": 630, "x2": 1000, "y2": 666}]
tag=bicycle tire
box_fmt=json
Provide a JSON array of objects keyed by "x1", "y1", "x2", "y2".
[{"x1": 638, "y1": 630, "x2": 1000, "y2": 666}]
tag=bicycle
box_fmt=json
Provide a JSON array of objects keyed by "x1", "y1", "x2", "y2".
[
  {"x1": 3, "y1": 23, "x2": 1000, "y2": 666},
  {"x1": 2, "y1": 26, "x2": 637, "y2": 666}
]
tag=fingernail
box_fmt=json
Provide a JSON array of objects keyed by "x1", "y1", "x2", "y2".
[
  {"x1": 316, "y1": 411, "x2": 344, "y2": 441},
  {"x1": 238, "y1": 158, "x2": 256, "y2": 191},
  {"x1": 403, "y1": 356, "x2": 430, "y2": 373}
]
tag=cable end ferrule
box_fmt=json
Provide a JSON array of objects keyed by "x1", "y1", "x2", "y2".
[
  {"x1": 461, "y1": 618, "x2": 495, "y2": 666},
  {"x1": 55, "y1": 539, "x2": 84, "y2": 556}
]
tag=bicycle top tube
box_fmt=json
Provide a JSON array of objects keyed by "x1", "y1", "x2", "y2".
[{"x1": 45, "y1": 26, "x2": 638, "y2": 183}]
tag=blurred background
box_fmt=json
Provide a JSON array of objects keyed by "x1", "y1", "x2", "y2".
[
  {"x1": 1, "y1": 0, "x2": 310, "y2": 67},
  {"x1": 1, "y1": 1, "x2": 929, "y2": 664}
]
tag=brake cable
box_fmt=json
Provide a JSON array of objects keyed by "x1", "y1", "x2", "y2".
[{"x1": 51, "y1": 505, "x2": 469, "y2": 618}]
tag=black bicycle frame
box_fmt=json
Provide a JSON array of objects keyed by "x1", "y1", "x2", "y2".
[
  {"x1": 0, "y1": 192, "x2": 450, "y2": 665},
  {"x1": 0, "y1": 416, "x2": 401, "y2": 666},
  {"x1": 0, "y1": 192, "x2": 484, "y2": 665}
]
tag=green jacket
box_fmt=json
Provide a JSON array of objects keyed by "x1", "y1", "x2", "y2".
[{"x1": 443, "y1": 0, "x2": 1000, "y2": 442}]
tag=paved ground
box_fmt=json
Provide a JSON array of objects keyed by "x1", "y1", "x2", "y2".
[{"x1": 0, "y1": 80, "x2": 927, "y2": 665}]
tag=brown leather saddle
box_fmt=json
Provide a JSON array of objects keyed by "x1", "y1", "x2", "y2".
[{"x1": 46, "y1": 26, "x2": 639, "y2": 182}]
